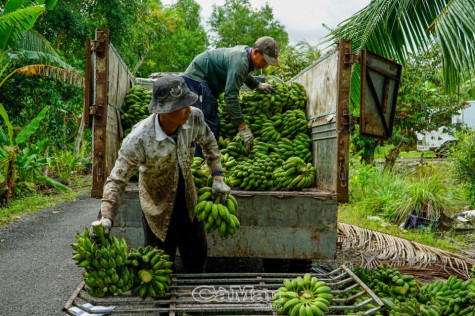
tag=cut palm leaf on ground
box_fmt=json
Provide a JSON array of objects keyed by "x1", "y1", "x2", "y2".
[{"x1": 338, "y1": 222, "x2": 474, "y2": 279}]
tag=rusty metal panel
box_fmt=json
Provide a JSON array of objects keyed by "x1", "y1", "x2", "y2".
[
  {"x1": 84, "y1": 38, "x2": 93, "y2": 127},
  {"x1": 335, "y1": 39, "x2": 352, "y2": 203},
  {"x1": 111, "y1": 185, "x2": 338, "y2": 259},
  {"x1": 91, "y1": 29, "x2": 110, "y2": 198},
  {"x1": 360, "y1": 50, "x2": 402, "y2": 140}
]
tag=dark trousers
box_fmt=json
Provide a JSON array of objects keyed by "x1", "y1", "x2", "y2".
[
  {"x1": 142, "y1": 171, "x2": 207, "y2": 273},
  {"x1": 181, "y1": 76, "x2": 220, "y2": 158}
]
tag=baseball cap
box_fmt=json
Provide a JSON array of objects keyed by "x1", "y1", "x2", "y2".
[
  {"x1": 254, "y1": 36, "x2": 280, "y2": 66},
  {"x1": 148, "y1": 75, "x2": 198, "y2": 114}
]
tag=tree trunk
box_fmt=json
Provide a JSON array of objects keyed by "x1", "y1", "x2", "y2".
[
  {"x1": 55, "y1": 29, "x2": 67, "y2": 50},
  {"x1": 384, "y1": 140, "x2": 404, "y2": 172},
  {"x1": 5, "y1": 156, "x2": 14, "y2": 203},
  {"x1": 73, "y1": 114, "x2": 85, "y2": 158},
  {"x1": 132, "y1": 41, "x2": 150, "y2": 75}
]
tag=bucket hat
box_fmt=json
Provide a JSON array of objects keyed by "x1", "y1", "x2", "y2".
[{"x1": 148, "y1": 75, "x2": 198, "y2": 114}]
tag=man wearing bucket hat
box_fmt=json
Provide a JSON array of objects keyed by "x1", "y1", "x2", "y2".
[
  {"x1": 182, "y1": 36, "x2": 280, "y2": 154},
  {"x1": 92, "y1": 75, "x2": 230, "y2": 273}
]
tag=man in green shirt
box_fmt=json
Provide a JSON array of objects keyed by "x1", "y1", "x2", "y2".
[{"x1": 182, "y1": 36, "x2": 280, "y2": 154}]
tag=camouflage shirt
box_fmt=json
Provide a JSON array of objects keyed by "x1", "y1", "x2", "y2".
[{"x1": 101, "y1": 108, "x2": 222, "y2": 241}]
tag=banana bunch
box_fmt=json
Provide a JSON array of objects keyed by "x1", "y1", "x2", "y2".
[
  {"x1": 418, "y1": 276, "x2": 475, "y2": 315},
  {"x1": 121, "y1": 85, "x2": 152, "y2": 136},
  {"x1": 246, "y1": 113, "x2": 271, "y2": 137},
  {"x1": 71, "y1": 226, "x2": 133, "y2": 297},
  {"x1": 261, "y1": 118, "x2": 282, "y2": 142},
  {"x1": 273, "y1": 157, "x2": 316, "y2": 190},
  {"x1": 194, "y1": 187, "x2": 240, "y2": 238},
  {"x1": 384, "y1": 297, "x2": 444, "y2": 316},
  {"x1": 356, "y1": 265, "x2": 420, "y2": 303},
  {"x1": 217, "y1": 95, "x2": 237, "y2": 141},
  {"x1": 281, "y1": 110, "x2": 309, "y2": 139},
  {"x1": 241, "y1": 91, "x2": 273, "y2": 115},
  {"x1": 274, "y1": 134, "x2": 312, "y2": 163},
  {"x1": 127, "y1": 246, "x2": 173, "y2": 299},
  {"x1": 277, "y1": 82, "x2": 307, "y2": 112},
  {"x1": 272, "y1": 273, "x2": 333, "y2": 316},
  {"x1": 221, "y1": 153, "x2": 237, "y2": 170},
  {"x1": 221, "y1": 134, "x2": 250, "y2": 160},
  {"x1": 218, "y1": 135, "x2": 232, "y2": 149},
  {"x1": 229, "y1": 154, "x2": 281, "y2": 190},
  {"x1": 191, "y1": 157, "x2": 210, "y2": 189}
]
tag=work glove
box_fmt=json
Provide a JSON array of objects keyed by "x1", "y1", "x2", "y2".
[
  {"x1": 90, "y1": 216, "x2": 112, "y2": 245},
  {"x1": 212, "y1": 176, "x2": 231, "y2": 202},
  {"x1": 239, "y1": 124, "x2": 254, "y2": 151},
  {"x1": 257, "y1": 82, "x2": 274, "y2": 93}
]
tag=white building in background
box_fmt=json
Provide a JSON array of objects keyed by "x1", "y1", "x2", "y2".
[{"x1": 416, "y1": 101, "x2": 475, "y2": 155}]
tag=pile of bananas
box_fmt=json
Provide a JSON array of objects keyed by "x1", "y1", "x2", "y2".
[
  {"x1": 71, "y1": 226, "x2": 133, "y2": 297},
  {"x1": 121, "y1": 86, "x2": 152, "y2": 135},
  {"x1": 281, "y1": 110, "x2": 309, "y2": 139},
  {"x1": 260, "y1": 118, "x2": 282, "y2": 142},
  {"x1": 241, "y1": 82, "x2": 307, "y2": 116},
  {"x1": 417, "y1": 276, "x2": 475, "y2": 315},
  {"x1": 127, "y1": 246, "x2": 172, "y2": 299},
  {"x1": 247, "y1": 113, "x2": 272, "y2": 136},
  {"x1": 194, "y1": 187, "x2": 240, "y2": 238},
  {"x1": 272, "y1": 273, "x2": 333, "y2": 316},
  {"x1": 229, "y1": 154, "x2": 282, "y2": 190},
  {"x1": 384, "y1": 297, "x2": 444, "y2": 316},
  {"x1": 273, "y1": 157, "x2": 316, "y2": 190}
]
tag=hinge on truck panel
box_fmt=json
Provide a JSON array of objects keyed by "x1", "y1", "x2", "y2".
[
  {"x1": 344, "y1": 51, "x2": 359, "y2": 68},
  {"x1": 91, "y1": 39, "x2": 106, "y2": 56}
]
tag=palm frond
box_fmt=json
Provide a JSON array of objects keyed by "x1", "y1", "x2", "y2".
[
  {"x1": 325, "y1": 0, "x2": 475, "y2": 95},
  {"x1": 0, "y1": 5, "x2": 45, "y2": 52},
  {"x1": 338, "y1": 222, "x2": 474, "y2": 278},
  {"x1": 14, "y1": 64, "x2": 84, "y2": 87}
]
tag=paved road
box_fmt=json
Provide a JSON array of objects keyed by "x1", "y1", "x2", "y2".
[{"x1": 0, "y1": 192, "x2": 100, "y2": 316}]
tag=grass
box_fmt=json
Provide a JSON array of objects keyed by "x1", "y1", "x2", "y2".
[
  {"x1": 0, "y1": 175, "x2": 91, "y2": 226},
  {"x1": 374, "y1": 145, "x2": 436, "y2": 159}
]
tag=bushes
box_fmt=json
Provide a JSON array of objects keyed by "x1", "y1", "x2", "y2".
[
  {"x1": 350, "y1": 160, "x2": 466, "y2": 224},
  {"x1": 450, "y1": 128, "x2": 475, "y2": 207}
]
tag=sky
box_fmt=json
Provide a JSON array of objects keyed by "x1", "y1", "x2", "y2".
[{"x1": 161, "y1": 0, "x2": 371, "y2": 46}]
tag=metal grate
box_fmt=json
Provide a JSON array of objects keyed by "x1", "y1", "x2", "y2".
[{"x1": 63, "y1": 265, "x2": 383, "y2": 316}]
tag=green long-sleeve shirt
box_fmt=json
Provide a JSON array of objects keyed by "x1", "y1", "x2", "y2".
[{"x1": 183, "y1": 45, "x2": 260, "y2": 126}]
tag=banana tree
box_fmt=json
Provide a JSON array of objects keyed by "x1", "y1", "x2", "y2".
[
  {"x1": 0, "y1": 102, "x2": 70, "y2": 203},
  {"x1": 325, "y1": 0, "x2": 475, "y2": 104}
]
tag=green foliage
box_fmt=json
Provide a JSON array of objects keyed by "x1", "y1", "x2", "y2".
[
  {"x1": 450, "y1": 128, "x2": 475, "y2": 207},
  {"x1": 268, "y1": 40, "x2": 321, "y2": 82},
  {"x1": 209, "y1": 0, "x2": 288, "y2": 48},
  {"x1": 50, "y1": 148, "x2": 81, "y2": 184}
]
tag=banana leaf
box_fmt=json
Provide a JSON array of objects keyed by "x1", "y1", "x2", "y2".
[
  {"x1": 0, "y1": 4, "x2": 45, "y2": 52},
  {"x1": 15, "y1": 105, "x2": 49, "y2": 145},
  {"x1": 0, "y1": 103, "x2": 13, "y2": 146},
  {"x1": 35, "y1": 174, "x2": 71, "y2": 192}
]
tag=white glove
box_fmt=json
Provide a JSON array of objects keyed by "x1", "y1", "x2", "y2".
[
  {"x1": 212, "y1": 176, "x2": 231, "y2": 202},
  {"x1": 257, "y1": 82, "x2": 274, "y2": 93},
  {"x1": 239, "y1": 124, "x2": 254, "y2": 151},
  {"x1": 90, "y1": 217, "x2": 112, "y2": 244}
]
